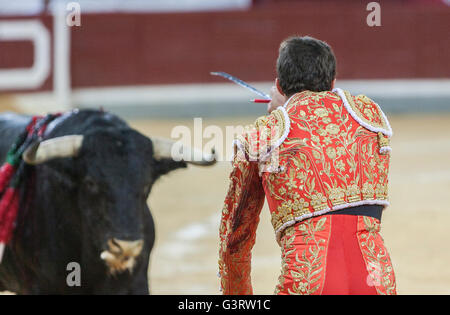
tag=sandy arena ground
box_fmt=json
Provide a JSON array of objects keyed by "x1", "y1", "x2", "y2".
[
  {"x1": 130, "y1": 113, "x2": 450, "y2": 295},
  {"x1": 1, "y1": 112, "x2": 449, "y2": 295}
]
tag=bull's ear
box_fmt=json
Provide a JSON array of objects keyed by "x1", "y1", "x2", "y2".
[
  {"x1": 153, "y1": 158, "x2": 187, "y2": 177},
  {"x1": 150, "y1": 137, "x2": 216, "y2": 167}
]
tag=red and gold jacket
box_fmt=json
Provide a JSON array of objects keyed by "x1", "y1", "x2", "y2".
[{"x1": 218, "y1": 88, "x2": 392, "y2": 294}]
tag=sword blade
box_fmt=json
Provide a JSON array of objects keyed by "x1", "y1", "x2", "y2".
[{"x1": 210, "y1": 71, "x2": 271, "y2": 100}]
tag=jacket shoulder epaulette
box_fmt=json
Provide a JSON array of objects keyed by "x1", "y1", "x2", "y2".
[
  {"x1": 335, "y1": 89, "x2": 392, "y2": 137},
  {"x1": 233, "y1": 107, "x2": 290, "y2": 162}
]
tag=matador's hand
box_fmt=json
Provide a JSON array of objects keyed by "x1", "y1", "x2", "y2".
[{"x1": 267, "y1": 81, "x2": 287, "y2": 113}]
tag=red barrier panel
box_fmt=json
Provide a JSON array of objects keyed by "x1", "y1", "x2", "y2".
[{"x1": 0, "y1": 1, "x2": 449, "y2": 92}]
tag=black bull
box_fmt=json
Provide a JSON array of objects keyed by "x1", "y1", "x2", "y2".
[{"x1": 0, "y1": 110, "x2": 215, "y2": 294}]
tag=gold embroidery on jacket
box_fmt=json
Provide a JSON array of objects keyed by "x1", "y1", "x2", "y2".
[
  {"x1": 343, "y1": 91, "x2": 390, "y2": 133},
  {"x1": 263, "y1": 91, "x2": 390, "y2": 235},
  {"x1": 234, "y1": 108, "x2": 287, "y2": 162}
]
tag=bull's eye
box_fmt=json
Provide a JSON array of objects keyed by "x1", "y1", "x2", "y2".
[{"x1": 83, "y1": 176, "x2": 99, "y2": 194}]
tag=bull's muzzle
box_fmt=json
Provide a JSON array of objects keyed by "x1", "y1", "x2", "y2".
[{"x1": 100, "y1": 238, "x2": 144, "y2": 275}]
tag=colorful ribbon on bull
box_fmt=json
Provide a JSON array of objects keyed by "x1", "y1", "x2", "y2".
[{"x1": 0, "y1": 114, "x2": 60, "y2": 263}]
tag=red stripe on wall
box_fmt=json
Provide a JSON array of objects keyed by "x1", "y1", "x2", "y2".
[{"x1": 0, "y1": 1, "x2": 449, "y2": 92}]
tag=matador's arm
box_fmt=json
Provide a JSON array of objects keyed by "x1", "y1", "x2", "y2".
[
  {"x1": 218, "y1": 107, "x2": 289, "y2": 294},
  {"x1": 218, "y1": 156, "x2": 265, "y2": 295}
]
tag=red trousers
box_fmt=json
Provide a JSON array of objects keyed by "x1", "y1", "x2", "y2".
[{"x1": 275, "y1": 214, "x2": 397, "y2": 295}]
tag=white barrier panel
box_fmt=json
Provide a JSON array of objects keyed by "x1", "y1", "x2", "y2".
[{"x1": 0, "y1": 20, "x2": 50, "y2": 90}]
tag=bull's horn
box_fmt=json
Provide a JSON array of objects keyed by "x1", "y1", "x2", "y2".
[
  {"x1": 22, "y1": 135, "x2": 84, "y2": 165},
  {"x1": 151, "y1": 137, "x2": 216, "y2": 166}
]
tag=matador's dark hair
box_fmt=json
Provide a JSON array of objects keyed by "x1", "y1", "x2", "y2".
[{"x1": 276, "y1": 36, "x2": 336, "y2": 97}]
